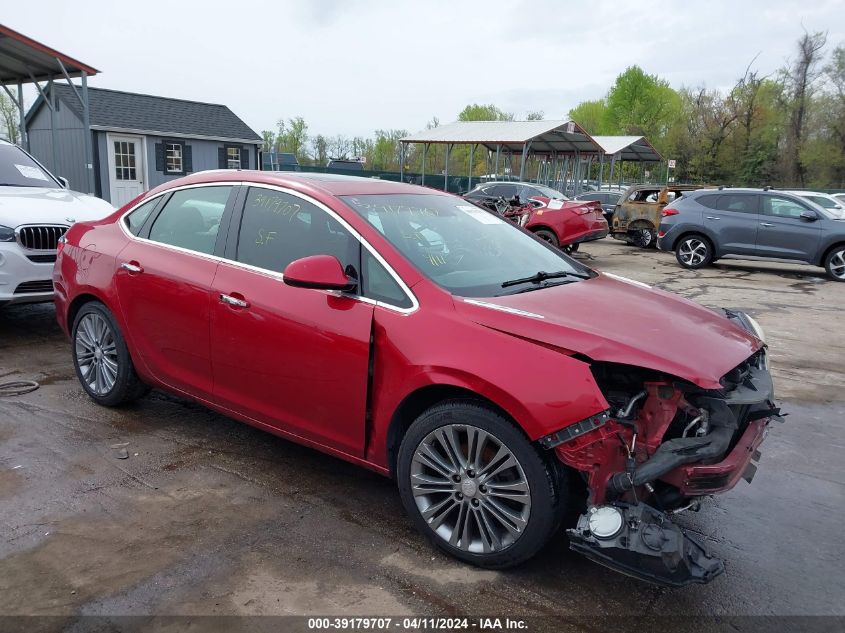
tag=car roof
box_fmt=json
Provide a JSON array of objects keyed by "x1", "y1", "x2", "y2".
[
  {"x1": 146, "y1": 170, "x2": 439, "y2": 197},
  {"x1": 786, "y1": 190, "x2": 835, "y2": 197}
]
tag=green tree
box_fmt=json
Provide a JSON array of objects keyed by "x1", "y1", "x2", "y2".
[
  {"x1": 457, "y1": 104, "x2": 513, "y2": 121},
  {"x1": 568, "y1": 99, "x2": 614, "y2": 135},
  {"x1": 606, "y1": 66, "x2": 681, "y2": 137},
  {"x1": 525, "y1": 110, "x2": 544, "y2": 121},
  {"x1": 276, "y1": 116, "x2": 310, "y2": 164}
]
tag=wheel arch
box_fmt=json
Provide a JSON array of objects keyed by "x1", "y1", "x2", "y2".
[
  {"x1": 818, "y1": 241, "x2": 845, "y2": 268},
  {"x1": 385, "y1": 384, "x2": 522, "y2": 478},
  {"x1": 67, "y1": 292, "x2": 107, "y2": 331}
]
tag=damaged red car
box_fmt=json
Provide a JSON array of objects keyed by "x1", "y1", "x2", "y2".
[{"x1": 54, "y1": 172, "x2": 778, "y2": 586}]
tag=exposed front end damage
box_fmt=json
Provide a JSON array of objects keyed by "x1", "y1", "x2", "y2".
[{"x1": 540, "y1": 311, "x2": 780, "y2": 586}]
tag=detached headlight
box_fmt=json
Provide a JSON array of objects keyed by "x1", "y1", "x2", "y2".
[
  {"x1": 519, "y1": 213, "x2": 530, "y2": 227},
  {"x1": 745, "y1": 315, "x2": 766, "y2": 343},
  {"x1": 0, "y1": 225, "x2": 15, "y2": 242}
]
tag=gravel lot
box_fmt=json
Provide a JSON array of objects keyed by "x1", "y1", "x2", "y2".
[{"x1": 1, "y1": 239, "x2": 843, "y2": 630}]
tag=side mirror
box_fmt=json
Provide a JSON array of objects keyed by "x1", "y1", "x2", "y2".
[
  {"x1": 799, "y1": 211, "x2": 818, "y2": 221},
  {"x1": 58, "y1": 176, "x2": 69, "y2": 189},
  {"x1": 283, "y1": 254, "x2": 357, "y2": 292}
]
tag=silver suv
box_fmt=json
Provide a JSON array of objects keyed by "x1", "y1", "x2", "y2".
[{"x1": 656, "y1": 188, "x2": 845, "y2": 281}]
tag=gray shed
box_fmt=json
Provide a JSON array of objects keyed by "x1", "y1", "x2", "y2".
[{"x1": 25, "y1": 86, "x2": 262, "y2": 205}]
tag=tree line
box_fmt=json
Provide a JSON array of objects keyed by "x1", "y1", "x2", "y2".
[{"x1": 261, "y1": 30, "x2": 844, "y2": 189}]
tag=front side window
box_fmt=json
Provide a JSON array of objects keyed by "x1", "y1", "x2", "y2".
[
  {"x1": 124, "y1": 199, "x2": 158, "y2": 236},
  {"x1": 761, "y1": 196, "x2": 809, "y2": 219},
  {"x1": 236, "y1": 187, "x2": 357, "y2": 275},
  {"x1": 227, "y1": 147, "x2": 242, "y2": 169},
  {"x1": 148, "y1": 186, "x2": 232, "y2": 254},
  {"x1": 362, "y1": 250, "x2": 412, "y2": 308},
  {"x1": 165, "y1": 143, "x2": 184, "y2": 174},
  {"x1": 342, "y1": 193, "x2": 592, "y2": 298}
]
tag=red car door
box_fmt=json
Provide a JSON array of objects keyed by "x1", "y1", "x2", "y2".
[
  {"x1": 210, "y1": 186, "x2": 373, "y2": 455},
  {"x1": 114, "y1": 185, "x2": 236, "y2": 400}
]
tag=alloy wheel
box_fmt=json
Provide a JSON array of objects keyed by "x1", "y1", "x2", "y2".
[
  {"x1": 75, "y1": 312, "x2": 119, "y2": 396},
  {"x1": 830, "y1": 250, "x2": 845, "y2": 279},
  {"x1": 410, "y1": 424, "x2": 531, "y2": 554},
  {"x1": 679, "y1": 238, "x2": 708, "y2": 266}
]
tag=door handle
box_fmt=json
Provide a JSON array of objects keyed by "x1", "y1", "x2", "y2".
[
  {"x1": 219, "y1": 293, "x2": 249, "y2": 308},
  {"x1": 760, "y1": 222, "x2": 774, "y2": 227},
  {"x1": 705, "y1": 216, "x2": 720, "y2": 220},
  {"x1": 120, "y1": 262, "x2": 143, "y2": 273}
]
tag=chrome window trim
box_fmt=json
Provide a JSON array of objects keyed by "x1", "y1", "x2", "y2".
[{"x1": 117, "y1": 181, "x2": 419, "y2": 315}]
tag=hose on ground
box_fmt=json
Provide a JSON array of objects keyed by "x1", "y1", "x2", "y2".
[{"x1": 0, "y1": 380, "x2": 40, "y2": 397}]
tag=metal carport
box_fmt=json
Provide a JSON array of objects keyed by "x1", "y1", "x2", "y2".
[
  {"x1": 590, "y1": 136, "x2": 663, "y2": 189},
  {"x1": 0, "y1": 23, "x2": 99, "y2": 193},
  {"x1": 399, "y1": 120, "x2": 604, "y2": 194}
]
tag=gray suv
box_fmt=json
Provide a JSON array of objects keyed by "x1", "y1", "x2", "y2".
[{"x1": 657, "y1": 188, "x2": 845, "y2": 281}]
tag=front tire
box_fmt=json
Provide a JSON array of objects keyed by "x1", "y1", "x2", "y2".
[
  {"x1": 72, "y1": 302, "x2": 148, "y2": 406},
  {"x1": 396, "y1": 400, "x2": 564, "y2": 569},
  {"x1": 824, "y1": 246, "x2": 845, "y2": 281},
  {"x1": 675, "y1": 234, "x2": 714, "y2": 269}
]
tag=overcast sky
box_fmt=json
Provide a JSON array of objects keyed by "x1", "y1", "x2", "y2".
[{"x1": 7, "y1": 0, "x2": 845, "y2": 139}]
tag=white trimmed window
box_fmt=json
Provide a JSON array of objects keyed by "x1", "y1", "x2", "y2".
[
  {"x1": 165, "y1": 143, "x2": 184, "y2": 174},
  {"x1": 227, "y1": 146, "x2": 241, "y2": 169}
]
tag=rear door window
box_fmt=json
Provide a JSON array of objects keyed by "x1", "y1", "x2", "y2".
[
  {"x1": 717, "y1": 194, "x2": 758, "y2": 213},
  {"x1": 148, "y1": 186, "x2": 233, "y2": 254},
  {"x1": 124, "y1": 199, "x2": 159, "y2": 236}
]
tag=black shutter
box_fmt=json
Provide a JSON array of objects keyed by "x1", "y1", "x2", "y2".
[
  {"x1": 240, "y1": 146, "x2": 249, "y2": 169},
  {"x1": 155, "y1": 143, "x2": 164, "y2": 172},
  {"x1": 183, "y1": 145, "x2": 193, "y2": 173},
  {"x1": 218, "y1": 147, "x2": 227, "y2": 169}
]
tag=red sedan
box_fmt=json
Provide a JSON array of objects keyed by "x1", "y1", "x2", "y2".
[
  {"x1": 523, "y1": 196, "x2": 609, "y2": 252},
  {"x1": 54, "y1": 171, "x2": 777, "y2": 585}
]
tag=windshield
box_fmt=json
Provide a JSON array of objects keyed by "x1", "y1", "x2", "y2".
[
  {"x1": 342, "y1": 193, "x2": 593, "y2": 297},
  {"x1": 0, "y1": 144, "x2": 58, "y2": 187}
]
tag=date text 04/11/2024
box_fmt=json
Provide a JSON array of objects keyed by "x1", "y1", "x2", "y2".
[{"x1": 307, "y1": 617, "x2": 529, "y2": 630}]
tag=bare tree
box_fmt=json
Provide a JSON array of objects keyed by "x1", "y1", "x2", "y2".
[
  {"x1": 781, "y1": 30, "x2": 827, "y2": 185},
  {"x1": 0, "y1": 93, "x2": 21, "y2": 144}
]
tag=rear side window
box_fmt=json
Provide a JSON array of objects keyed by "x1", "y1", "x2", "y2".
[
  {"x1": 124, "y1": 199, "x2": 158, "y2": 236},
  {"x1": 236, "y1": 187, "x2": 358, "y2": 275},
  {"x1": 718, "y1": 194, "x2": 757, "y2": 213},
  {"x1": 698, "y1": 194, "x2": 721, "y2": 209},
  {"x1": 148, "y1": 186, "x2": 232, "y2": 254}
]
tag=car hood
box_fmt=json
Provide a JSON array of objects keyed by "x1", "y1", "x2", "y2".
[
  {"x1": 0, "y1": 186, "x2": 114, "y2": 228},
  {"x1": 454, "y1": 273, "x2": 761, "y2": 389}
]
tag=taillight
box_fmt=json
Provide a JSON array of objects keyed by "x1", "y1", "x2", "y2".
[{"x1": 662, "y1": 207, "x2": 679, "y2": 217}]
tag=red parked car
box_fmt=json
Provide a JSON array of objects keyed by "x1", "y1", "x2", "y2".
[
  {"x1": 54, "y1": 171, "x2": 777, "y2": 586},
  {"x1": 523, "y1": 196, "x2": 609, "y2": 252}
]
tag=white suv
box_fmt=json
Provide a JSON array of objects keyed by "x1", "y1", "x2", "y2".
[{"x1": 0, "y1": 140, "x2": 114, "y2": 308}]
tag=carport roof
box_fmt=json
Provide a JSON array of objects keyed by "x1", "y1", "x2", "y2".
[
  {"x1": 400, "y1": 120, "x2": 602, "y2": 155},
  {"x1": 591, "y1": 135, "x2": 662, "y2": 162},
  {"x1": 0, "y1": 24, "x2": 98, "y2": 83}
]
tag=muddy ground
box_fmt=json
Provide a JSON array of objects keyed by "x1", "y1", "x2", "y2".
[{"x1": 1, "y1": 240, "x2": 843, "y2": 630}]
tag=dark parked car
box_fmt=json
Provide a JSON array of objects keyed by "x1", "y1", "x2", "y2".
[
  {"x1": 574, "y1": 190, "x2": 622, "y2": 224},
  {"x1": 55, "y1": 171, "x2": 777, "y2": 585},
  {"x1": 327, "y1": 159, "x2": 365, "y2": 171},
  {"x1": 465, "y1": 181, "x2": 566, "y2": 204},
  {"x1": 657, "y1": 188, "x2": 845, "y2": 281}
]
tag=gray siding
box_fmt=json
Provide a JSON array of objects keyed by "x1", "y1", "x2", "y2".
[
  {"x1": 26, "y1": 100, "x2": 88, "y2": 191},
  {"x1": 144, "y1": 136, "x2": 256, "y2": 189},
  {"x1": 96, "y1": 132, "x2": 110, "y2": 201}
]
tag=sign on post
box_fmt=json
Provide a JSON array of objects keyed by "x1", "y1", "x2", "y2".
[{"x1": 668, "y1": 159, "x2": 676, "y2": 169}]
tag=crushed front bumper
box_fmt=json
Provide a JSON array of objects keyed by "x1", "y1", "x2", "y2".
[{"x1": 568, "y1": 503, "x2": 724, "y2": 587}]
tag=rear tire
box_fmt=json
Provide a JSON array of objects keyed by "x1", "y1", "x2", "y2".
[
  {"x1": 630, "y1": 227, "x2": 656, "y2": 249},
  {"x1": 824, "y1": 246, "x2": 845, "y2": 281},
  {"x1": 532, "y1": 229, "x2": 559, "y2": 249},
  {"x1": 396, "y1": 399, "x2": 564, "y2": 569},
  {"x1": 563, "y1": 242, "x2": 580, "y2": 254},
  {"x1": 72, "y1": 302, "x2": 149, "y2": 406},
  {"x1": 675, "y1": 234, "x2": 714, "y2": 269}
]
